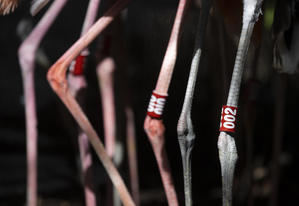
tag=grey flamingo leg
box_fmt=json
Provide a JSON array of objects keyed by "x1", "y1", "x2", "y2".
[
  {"x1": 218, "y1": 1, "x2": 263, "y2": 205},
  {"x1": 177, "y1": 0, "x2": 211, "y2": 205},
  {"x1": 47, "y1": 0, "x2": 135, "y2": 205},
  {"x1": 18, "y1": 1, "x2": 68, "y2": 205}
]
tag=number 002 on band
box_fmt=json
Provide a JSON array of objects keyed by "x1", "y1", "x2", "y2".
[{"x1": 219, "y1": 105, "x2": 237, "y2": 133}]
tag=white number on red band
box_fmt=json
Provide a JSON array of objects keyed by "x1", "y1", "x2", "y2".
[
  {"x1": 219, "y1": 105, "x2": 237, "y2": 132},
  {"x1": 147, "y1": 92, "x2": 167, "y2": 119}
]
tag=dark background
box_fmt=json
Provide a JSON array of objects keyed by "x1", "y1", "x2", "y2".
[{"x1": 0, "y1": 0, "x2": 299, "y2": 205}]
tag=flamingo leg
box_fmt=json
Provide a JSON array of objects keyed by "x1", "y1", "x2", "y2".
[
  {"x1": 143, "y1": 0, "x2": 189, "y2": 205},
  {"x1": 97, "y1": 57, "x2": 116, "y2": 160},
  {"x1": 96, "y1": 56, "x2": 118, "y2": 206},
  {"x1": 217, "y1": 1, "x2": 263, "y2": 205},
  {"x1": 176, "y1": 1, "x2": 211, "y2": 205},
  {"x1": 96, "y1": 16, "x2": 139, "y2": 205},
  {"x1": 67, "y1": 0, "x2": 101, "y2": 205},
  {"x1": 78, "y1": 132, "x2": 97, "y2": 206},
  {"x1": 125, "y1": 106, "x2": 140, "y2": 205},
  {"x1": 47, "y1": 0, "x2": 134, "y2": 205},
  {"x1": 18, "y1": 1, "x2": 68, "y2": 205},
  {"x1": 144, "y1": 116, "x2": 177, "y2": 204},
  {"x1": 30, "y1": 0, "x2": 50, "y2": 16}
]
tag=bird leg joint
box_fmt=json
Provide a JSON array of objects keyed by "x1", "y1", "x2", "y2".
[
  {"x1": 47, "y1": 63, "x2": 69, "y2": 96},
  {"x1": 218, "y1": 132, "x2": 238, "y2": 206}
]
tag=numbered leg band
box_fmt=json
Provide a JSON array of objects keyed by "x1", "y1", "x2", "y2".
[
  {"x1": 147, "y1": 91, "x2": 167, "y2": 119},
  {"x1": 70, "y1": 53, "x2": 88, "y2": 76},
  {"x1": 219, "y1": 105, "x2": 237, "y2": 133}
]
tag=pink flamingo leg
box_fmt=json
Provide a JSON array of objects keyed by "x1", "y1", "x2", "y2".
[
  {"x1": 97, "y1": 18, "x2": 139, "y2": 204},
  {"x1": 96, "y1": 56, "x2": 117, "y2": 206},
  {"x1": 79, "y1": 132, "x2": 97, "y2": 206},
  {"x1": 97, "y1": 57, "x2": 116, "y2": 159},
  {"x1": 144, "y1": 0, "x2": 189, "y2": 205},
  {"x1": 47, "y1": 0, "x2": 135, "y2": 205},
  {"x1": 18, "y1": 1, "x2": 68, "y2": 205},
  {"x1": 67, "y1": 0, "x2": 101, "y2": 205},
  {"x1": 125, "y1": 107, "x2": 140, "y2": 205},
  {"x1": 80, "y1": 0, "x2": 101, "y2": 36},
  {"x1": 97, "y1": 50, "x2": 140, "y2": 206},
  {"x1": 68, "y1": 73, "x2": 97, "y2": 206},
  {"x1": 144, "y1": 117, "x2": 178, "y2": 205}
]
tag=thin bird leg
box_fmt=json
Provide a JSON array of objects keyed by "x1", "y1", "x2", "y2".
[
  {"x1": 97, "y1": 57, "x2": 116, "y2": 160},
  {"x1": 125, "y1": 106, "x2": 140, "y2": 206},
  {"x1": 96, "y1": 35, "x2": 136, "y2": 206},
  {"x1": 96, "y1": 19, "x2": 123, "y2": 206},
  {"x1": 78, "y1": 132, "x2": 97, "y2": 206},
  {"x1": 18, "y1": 1, "x2": 68, "y2": 206},
  {"x1": 177, "y1": 1, "x2": 211, "y2": 205},
  {"x1": 47, "y1": 0, "x2": 135, "y2": 205},
  {"x1": 116, "y1": 13, "x2": 140, "y2": 205},
  {"x1": 218, "y1": 1, "x2": 263, "y2": 206},
  {"x1": 97, "y1": 16, "x2": 140, "y2": 204},
  {"x1": 80, "y1": 0, "x2": 101, "y2": 37},
  {"x1": 96, "y1": 56, "x2": 117, "y2": 206},
  {"x1": 144, "y1": 0, "x2": 189, "y2": 205},
  {"x1": 67, "y1": 1, "x2": 101, "y2": 205},
  {"x1": 68, "y1": 74, "x2": 96, "y2": 206},
  {"x1": 31, "y1": 0, "x2": 50, "y2": 16}
]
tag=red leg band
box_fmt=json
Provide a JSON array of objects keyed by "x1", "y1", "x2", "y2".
[
  {"x1": 219, "y1": 105, "x2": 238, "y2": 133},
  {"x1": 70, "y1": 53, "x2": 88, "y2": 76},
  {"x1": 147, "y1": 91, "x2": 167, "y2": 119}
]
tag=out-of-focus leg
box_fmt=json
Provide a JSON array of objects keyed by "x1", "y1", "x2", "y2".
[
  {"x1": 47, "y1": 1, "x2": 134, "y2": 205},
  {"x1": 18, "y1": 1, "x2": 68, "y2": 205}
]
